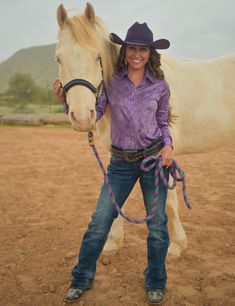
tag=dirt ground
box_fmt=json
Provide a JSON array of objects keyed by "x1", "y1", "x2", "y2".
[{"x1": 0, "y1": 126, "x2": 234, "y2": 306}]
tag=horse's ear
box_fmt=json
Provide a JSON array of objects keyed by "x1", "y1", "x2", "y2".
[
  {"x1": 84, "y1": 2, "x2": 95, "y2": 24},
  {"x1": 57, "y1": 4, "x2": 68, "y2": 28}
]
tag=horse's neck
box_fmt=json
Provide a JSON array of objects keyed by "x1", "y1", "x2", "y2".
[{"x1": 96, "y1": 40, "x2": 119, "y2": 149}]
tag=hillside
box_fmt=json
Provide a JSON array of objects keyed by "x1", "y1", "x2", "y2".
[{"x1": 0, "y1": 44, "x2": 58, "y2": 91}]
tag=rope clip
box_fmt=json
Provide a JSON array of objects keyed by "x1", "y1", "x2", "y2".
[{"x1": 88, "y1": 131, "x2": 95, "y2": 146}]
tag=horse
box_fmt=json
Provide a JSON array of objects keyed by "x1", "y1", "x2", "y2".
[{"x1": 55, "y1": 3, "x2": 235, "y2": 258}]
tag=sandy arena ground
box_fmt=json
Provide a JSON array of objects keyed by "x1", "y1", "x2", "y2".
[{"x1": 0, "y1": 126, "x2": 234, "y2": 306}]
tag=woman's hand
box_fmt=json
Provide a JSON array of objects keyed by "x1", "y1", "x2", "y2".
[
  {"x1": 53, "y1": 79, "x2": 66, "y2": 103},
  {"x1": 157, "y1": 145, "x2": 173, "y2": 168}
]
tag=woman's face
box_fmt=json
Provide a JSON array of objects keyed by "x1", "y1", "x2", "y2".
[{"x1": 125, "y1": 44, "x2": 150, "y2": 71}]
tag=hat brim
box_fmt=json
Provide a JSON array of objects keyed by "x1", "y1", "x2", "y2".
[
  {"x1": 109, "y1": 33, "x2": 170, "y2": 49},
  {"x1": 109, "y1": 33, "x2": 124, "y2": 45},
  {"x1": 151, "y1": 39, "x2": 170, "y2": 50}
]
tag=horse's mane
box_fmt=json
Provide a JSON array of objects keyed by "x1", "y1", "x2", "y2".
[
  {"x1": 66, "y1": 14, "x2": 119, "y2": 85},
  {"x1": 67, "y1": 14, "x2": 104, "y2": 48}
]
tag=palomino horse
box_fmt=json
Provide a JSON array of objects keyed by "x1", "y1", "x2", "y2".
[{"x1": 56, "y1": 3, "x2": 235, "y2": 257}]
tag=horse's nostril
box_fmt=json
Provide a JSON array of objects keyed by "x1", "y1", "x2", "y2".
[
  {"x1": 70, "y1": 110, "x2": 95, "y2": 124},
  {"x1": 70, "y1": 111, "x2": 78, "y2": 123}
]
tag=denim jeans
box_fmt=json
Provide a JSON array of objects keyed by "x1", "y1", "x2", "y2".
[{"x1": 71, "y1": 154, "x2": 169, "y2": 291}]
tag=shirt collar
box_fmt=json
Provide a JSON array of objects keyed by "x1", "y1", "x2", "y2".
[{"x1": 119, "y1": 67, "x2": 156, "y2": 83}]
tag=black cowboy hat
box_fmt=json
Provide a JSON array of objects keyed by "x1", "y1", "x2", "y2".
[{"x1": 109, "y1": 22, "x2": 170, "y2": 49}]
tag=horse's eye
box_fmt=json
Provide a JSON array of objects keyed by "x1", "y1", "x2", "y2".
[{"x1": 56, "y1": 57, "x2": 61, "y2": 65}]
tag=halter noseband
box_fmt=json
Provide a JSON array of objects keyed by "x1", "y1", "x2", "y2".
[{"x1": 62, "y1": 57, "x2": 104, "y2": 107}]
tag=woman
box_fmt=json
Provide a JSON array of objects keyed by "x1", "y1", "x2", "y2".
[{"x1": 54, "y1": 22, "x2": 173, "y2": 305}]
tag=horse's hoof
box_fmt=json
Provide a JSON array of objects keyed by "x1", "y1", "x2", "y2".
[{"x1": 100, "y1": 252, "x2": 116, "y2": 265}]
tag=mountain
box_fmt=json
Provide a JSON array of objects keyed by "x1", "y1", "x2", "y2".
[{"x1": 0, "y1": 44, "x2": 58, "y2": 92}]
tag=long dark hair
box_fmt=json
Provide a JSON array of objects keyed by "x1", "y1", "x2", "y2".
[{"x1": 116, "y1": 45, "x2": 175, "y2": 124}]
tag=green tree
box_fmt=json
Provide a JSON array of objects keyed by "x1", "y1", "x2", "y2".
[
  {"x1": 0, "y1": 73, "x2": 60, "y2": 112},
  {"x1": 5, "y1": 73, "x2": 39, "y2": 107}
]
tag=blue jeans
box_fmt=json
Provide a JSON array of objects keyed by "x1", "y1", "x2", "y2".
[{"x1": 71, "y1": 155, "x2": 169, "y2": 291}]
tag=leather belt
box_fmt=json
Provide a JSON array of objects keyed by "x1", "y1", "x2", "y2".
[{"x1": 110, "y1": 141, "x2": 163, "y2": 162}]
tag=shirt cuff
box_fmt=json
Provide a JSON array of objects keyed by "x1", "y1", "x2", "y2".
[{"x1": 163, "y1": 137, "x2": 173, "y2": 149}]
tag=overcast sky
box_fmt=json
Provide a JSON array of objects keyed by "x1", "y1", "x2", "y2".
[{"x1": 0, "y1": 0, "x2": 235, "y2": 63}]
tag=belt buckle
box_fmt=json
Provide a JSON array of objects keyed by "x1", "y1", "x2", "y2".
[
  {"x1": 124, "y1": 150, "x2": 140, "y2": 162},
  {"x1": 123, "y1": 151, "x2": 133, "y2": 162}
]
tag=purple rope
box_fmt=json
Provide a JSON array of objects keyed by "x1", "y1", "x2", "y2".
[{"x1": 88, "y1": 133, "x2": 191, "y2": 224}]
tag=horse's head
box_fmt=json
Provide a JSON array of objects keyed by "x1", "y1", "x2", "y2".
[{"x1": 56, "y1": 3, "x2": 118, "y2": 132}]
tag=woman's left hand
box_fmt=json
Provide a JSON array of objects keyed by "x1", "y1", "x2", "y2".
[{"x1": 157, "y1": 145, "x2": 173, "y2": 168}]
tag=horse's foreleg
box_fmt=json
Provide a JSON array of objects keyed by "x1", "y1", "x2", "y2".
[
  {"x1": 101, "y1": 215, "x2": 124, "y2": 263},
  {"x1": 101, "y1": 216, "x2": 124, "y2": 264},
  {"x1": 166, "y1": 187, "x2": 187, "y2": 257}
]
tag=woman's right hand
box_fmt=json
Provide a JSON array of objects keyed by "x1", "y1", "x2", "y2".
[{"x1": 53, "y1": 79, "x2": 66, "y2": 103}]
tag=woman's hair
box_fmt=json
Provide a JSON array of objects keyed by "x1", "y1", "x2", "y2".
[{"x1": 116, "y1": 45, "x2": 175, "y2": 125}]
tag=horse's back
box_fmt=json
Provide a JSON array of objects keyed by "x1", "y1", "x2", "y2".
[{"x1": 162, "y1": 52, "x2": 235, "y2": 153}]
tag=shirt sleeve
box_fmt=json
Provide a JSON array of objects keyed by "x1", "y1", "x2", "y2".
[
  {"x1": 156, "y1": 82, "x2": 173, "y2": 147},
  {"x1": 96, "y1": 87, "x2": 109, "y2": 122}
]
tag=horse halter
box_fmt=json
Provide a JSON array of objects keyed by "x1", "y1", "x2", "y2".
[{"x1": 62, "y1": 57, "x2": 104, "y2": 108}]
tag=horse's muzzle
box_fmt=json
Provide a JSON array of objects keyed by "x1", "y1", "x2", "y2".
[{"x1": 69, "y1": 111, "x2": 95, "y2": 132}]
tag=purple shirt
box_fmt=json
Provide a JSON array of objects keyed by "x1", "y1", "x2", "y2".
[{"x1": 96, "y1": 68, "x2": 172, "y2": 150}]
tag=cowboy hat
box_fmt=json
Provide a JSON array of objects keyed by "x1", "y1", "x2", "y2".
[{"x1": 109, "y1": 22, "x2": 170, "y2": 49}]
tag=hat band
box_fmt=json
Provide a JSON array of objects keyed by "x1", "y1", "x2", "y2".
[{"x1": 124, "y1": 39, "x2": 152, "y2": 46}]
